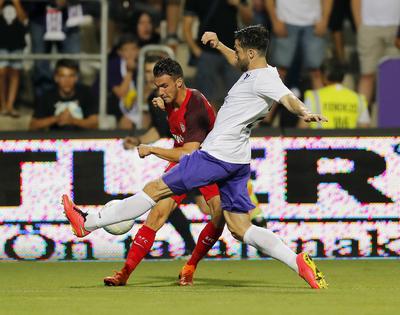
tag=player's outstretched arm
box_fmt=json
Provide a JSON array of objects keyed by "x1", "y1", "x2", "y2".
[
  {"x1": 279, "y1": 94, "x2": 328, "y2": 123},
  {"x1": 201, "y1": 32, "x2": 237, "y2": 66},
  {"x1": 123, "y1": 127, "x2": 161, "y2": 150},
  {"x1": 138, "y1": 141, "x2": 200, "y2": 162}
]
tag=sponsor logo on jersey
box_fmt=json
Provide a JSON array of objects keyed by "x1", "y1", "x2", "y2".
[{"x1": 172, "y1": 133, "x2": 184, "y2": 144}]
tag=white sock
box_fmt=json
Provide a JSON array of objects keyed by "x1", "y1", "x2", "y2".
[
  {"x1": 84, "y1": 191, "x2": 156, "y2": 231},
  {"x1": 243, "y1": 225, "x2": 298, "y2": 273}
]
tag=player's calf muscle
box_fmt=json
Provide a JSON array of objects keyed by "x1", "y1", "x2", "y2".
[{"x1": 145, "y1": 209, "x2": 169, "y2": 231}]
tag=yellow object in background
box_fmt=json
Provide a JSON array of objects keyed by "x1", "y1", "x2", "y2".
[
  {"x1": 247, "y1": 180, "x2": 263, "y2": 223},
  {"x1": 123, "y1": 88, "x2": 137, "y2": 110}
]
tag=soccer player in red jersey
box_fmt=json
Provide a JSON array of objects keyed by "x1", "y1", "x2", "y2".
[{"x1": 64, "y1": 58, "x2": 225, "y2": 286}]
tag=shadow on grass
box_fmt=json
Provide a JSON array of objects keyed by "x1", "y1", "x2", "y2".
[{"x1": 73, "y1": 276, "x2": 309, "y2": 291}]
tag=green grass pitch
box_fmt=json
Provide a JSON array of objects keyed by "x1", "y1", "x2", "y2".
[{"x1": 1, "y1": 259, "x2": 399, "y2": 315}]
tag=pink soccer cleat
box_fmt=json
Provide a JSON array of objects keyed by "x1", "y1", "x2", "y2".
[
  {"x1": 62, "y1": 194, "x2": 90, "y2": 237},
  {"x1": 296, "y1": 252, "x2": 328, "y2": 289}
]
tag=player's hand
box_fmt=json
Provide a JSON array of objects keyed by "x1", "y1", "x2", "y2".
[
  {"x1": 201, "y1": 32, "x2": 220, "y2": 49},
  {"x1": 314, "y1": 20, "x2": 328, "y2": 36},
  {"x1": 137, "y1": 144, "x2": 152, "y2": 158},
  {"x1": 123, "y1": 136, "x2": 140, "y2": 150},
  {"x1": 301, "y1": 113, "x2": 328, "y2": 123},
  {"x1": 152, "y1": 97, "x2": 166, "y2": 110},
  {"x1": 272, "y1": 19, "x2": 287, "y2": 37}
]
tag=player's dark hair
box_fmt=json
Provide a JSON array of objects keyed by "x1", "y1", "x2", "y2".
[
  {"x1": 153, "y1": 58, "x2": 183, "y2": 79},
  {"x1": 234, "y1": 25, "x2": 269, "y2": 56},
  {"x1": 55, "y1": 59, "x2": 79, "y2": 73},
  {"x1": 323, "y1": 59, "x2": 346, "y2": 83}
]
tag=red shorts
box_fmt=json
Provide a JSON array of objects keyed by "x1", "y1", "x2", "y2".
[{"x1": 164, "y1": 162, "x2": 219, "y2": 205}]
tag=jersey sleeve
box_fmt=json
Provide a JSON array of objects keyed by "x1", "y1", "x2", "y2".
[
  {"x1": 184, "y1": 99, "x2": 210, "y2": 143},
  {"x1": 254, "y1": 70, "x2": 292, "y2": 102}
]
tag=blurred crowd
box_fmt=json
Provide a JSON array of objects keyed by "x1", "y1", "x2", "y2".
[{"x1": 0, "y1": 0, "x2": 399, "y2": 131}]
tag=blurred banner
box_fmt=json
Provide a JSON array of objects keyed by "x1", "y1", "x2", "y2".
[{"x1": 0, "y1": 135, "x2": 399, "y2": 260}]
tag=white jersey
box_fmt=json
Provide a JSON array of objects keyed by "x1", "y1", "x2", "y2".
[{"x1": 201, "y1": 67, "x2": 292, "y2": 164}]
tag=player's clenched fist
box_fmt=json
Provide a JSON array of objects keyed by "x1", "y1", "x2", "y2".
[
  {"x1": 137, "y1": 144, "x2": 152, "y2": 158},
  {"x1": 201, "y1": 32, "x2": 220, "y2": 49},
  {"x1": 152, "y1": 97, "x2": 166, "y2": 110},
  {"x1": 123, "y1": 136, "x2": 140, "y2": 150}
]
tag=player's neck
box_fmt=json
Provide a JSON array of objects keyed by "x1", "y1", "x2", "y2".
[
  {"x1": 174, "y1": 86, "x2": 187, "y2": 108},
  {"x1": 248, "y1": 57, "x2": 268, "y2": 71}
]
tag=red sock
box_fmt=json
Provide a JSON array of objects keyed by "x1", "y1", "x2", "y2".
[
  {"x1": 187, "y1": 221, "x2": 223, "y2": 267},
  {"x1": 123, "y1": 225, "x2": 155, "y2": 275}
]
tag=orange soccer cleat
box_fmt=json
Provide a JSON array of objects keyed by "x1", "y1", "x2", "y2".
[
  {"x1": 62, "y1": 194, "x2": 90, "y2": 237},
  {"x1": 296, "y1": 252, "x2": 328, "y2": 289},
  {"x1": 178, "y1": 264, "x2": 196, "y2": 286},
  {"x1": 104, "y1": 269, "x2": 129, "y2": 286}
]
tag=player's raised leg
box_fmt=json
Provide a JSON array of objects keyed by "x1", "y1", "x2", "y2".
[
  {"x1": 179, "y1": 194, "x2": 225, "y2": 286},
  {"x1": 104, "y1": 197, "x2": 178, "y2": 286},
  {"x1": 62, "y1": 178, "x2": 173, "y2": 237}
]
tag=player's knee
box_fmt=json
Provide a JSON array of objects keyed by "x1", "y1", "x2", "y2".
[
  {"x1": 226, "y1": 224, "x2": 245, "y2": 241},
  {"x1": 143, "y1": 181, "x2": 159, "y2": 201},
  {"x1": 143, "y1": 179, "x2": 170, "y2": 202}
]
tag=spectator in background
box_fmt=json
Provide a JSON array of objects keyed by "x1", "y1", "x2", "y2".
[
  {"x1": 0, "y1": 0, "x2": 27, "y2": 117},
  {"x1": 266, "y1": 0, "x2": 333, "y2": 89},
  {"x1": 106, "y1": 34, "x2": 140, "y2": 130},
  {"x1": 252, "y1": 0, "x2": 271, "y2": 30},
  {"x1": 30, "y1": 59, "x2": 98, "y2": 130},
  {"x1": 351, "y1": 0, "x2": 400, "y2": 106},
  {"x1": 115, "y1": 0, "x2": 181, "y2": 49},
  {"x1": 329, "y1": 0, "x2": 355, "y2": 65},
  {"x1": 299, "y1": 59, "x2": 370, "y2": 129},
  {"x1": 131, "y1": 10, "x2": 160, "y2": 47},
  {"x1": 183, "y1": 0, "x2": 252, "y2": 107},
  {"x1": 26, "y1": 1, "x2": 81, "y2": 98},
  {"x1": 162, "y1": 0, "x2": 181, "y2": 48}
]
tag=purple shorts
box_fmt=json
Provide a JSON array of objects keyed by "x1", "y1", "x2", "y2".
[{"x1": 162, "y1": 150, "x2": 254, "y2": 213}]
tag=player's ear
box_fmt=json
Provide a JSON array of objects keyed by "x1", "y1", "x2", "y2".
[
  {"x1": 176, "y1": 77, "x2": 183, "y2": 88},
  {"x1": 248, "y1": 49, "x2": 255, "y2": 60}
]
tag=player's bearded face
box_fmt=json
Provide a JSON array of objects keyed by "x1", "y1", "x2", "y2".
[{"x1": 235, "y1": 41, "x2": 249, "y2": 72}]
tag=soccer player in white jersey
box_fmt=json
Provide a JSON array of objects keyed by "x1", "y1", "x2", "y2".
[{"x1": 63, "y1": 25, "x2": 328, "y2": 289}]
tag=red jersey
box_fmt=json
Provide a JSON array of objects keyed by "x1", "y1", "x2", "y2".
[{"x1": 165, "y1": 89, "x2": 216, "y2": 148}]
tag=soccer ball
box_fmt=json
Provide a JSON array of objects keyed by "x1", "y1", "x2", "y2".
[{"x1": 102, "y1": 200, "x2": 135, "y2": 235}]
